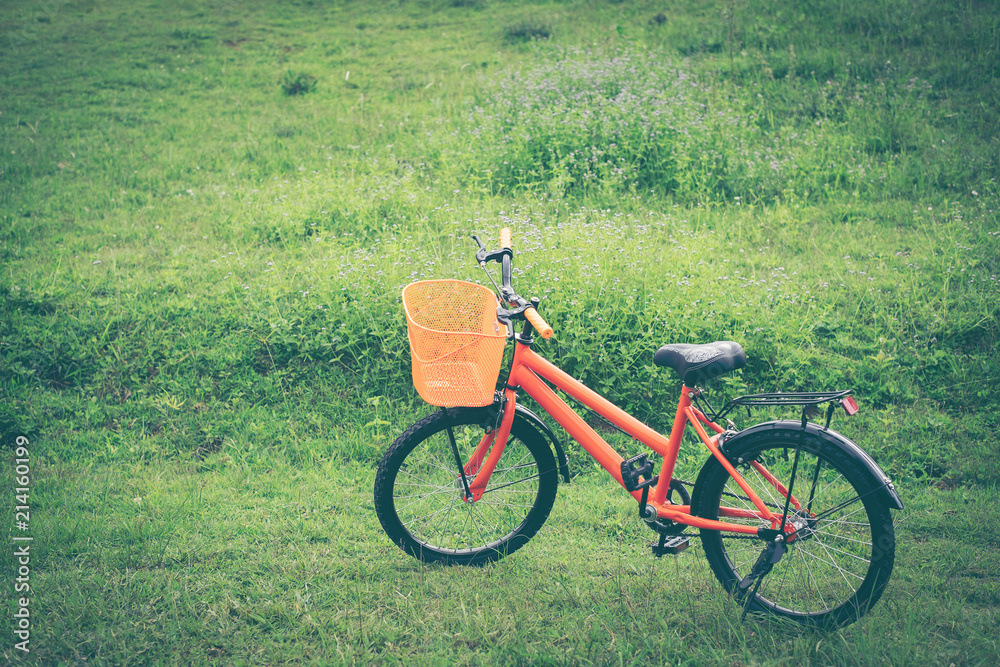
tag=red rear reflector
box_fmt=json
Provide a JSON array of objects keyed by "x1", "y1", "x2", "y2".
[{"x1": 842, "y1": 396, "x2": 859, "y2": 416}]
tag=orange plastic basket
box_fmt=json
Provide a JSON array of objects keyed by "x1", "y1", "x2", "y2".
[{"x1": 403, "y1": 280, "x2": 507, "y2": 407}]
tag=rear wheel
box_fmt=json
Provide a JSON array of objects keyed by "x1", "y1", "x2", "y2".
[
  {"x1": 693, "y1": 428, "x2": 895, "y2": 627},
  {"x1": 374, "y1": 407, "x2": 558, "y2": 565}
]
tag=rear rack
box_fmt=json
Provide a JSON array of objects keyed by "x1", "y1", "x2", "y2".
[{"x1": 701, "y1": 390, "x2": 857, "y2": 429}]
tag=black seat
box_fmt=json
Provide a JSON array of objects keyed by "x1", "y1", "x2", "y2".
[{"x1": 653, "y1": 341, "x2": 746, "y2": 386}]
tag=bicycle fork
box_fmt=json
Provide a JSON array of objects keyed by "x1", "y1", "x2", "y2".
[{"x1": 448, "y1": 389, "x2": 519, "y2": 503}]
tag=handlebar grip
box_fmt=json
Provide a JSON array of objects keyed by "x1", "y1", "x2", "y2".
[
  {"x1": 525, "y1": 307, "x2": 553, "y2": 339},
  {"x1": 500, "y1": 227, "x2": 512, "y2": 250}
]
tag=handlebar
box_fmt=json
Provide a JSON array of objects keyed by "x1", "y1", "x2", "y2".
[
  {"x1": 471, "y1": 228, "x2": 554, "y2": 340},
  {"x1": 525, "y1": 306, "x2": 553, "y2": 339}
]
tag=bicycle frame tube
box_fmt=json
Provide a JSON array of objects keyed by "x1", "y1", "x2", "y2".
[{"x1": 468, "y1": 340, "x2": 783, "y2": 535}]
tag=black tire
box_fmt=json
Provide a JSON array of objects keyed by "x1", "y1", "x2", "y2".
[
  {"x1": 374, "y1": 407, "x2": 558, "y2": 566},
  {"x1": 692, "y1": 427, "x2": 895, "y2": 627}
]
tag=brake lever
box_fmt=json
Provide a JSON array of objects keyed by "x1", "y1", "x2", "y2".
[
  {"x1": 496, "y1": 310, "x2": 516, "y2": 340},
  {"x1": 471, "y1": 234, "x2": 511, "y2": 266}
]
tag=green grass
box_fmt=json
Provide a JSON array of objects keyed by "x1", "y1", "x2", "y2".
[
  {"x1": 2, "y1": 0, "x2": 999, "y2": 663},
  {"x1": 12, "y1": 450, "x2": 1000, "y2": 664}
]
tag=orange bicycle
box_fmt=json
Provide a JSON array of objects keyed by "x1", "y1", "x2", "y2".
[{"x1": 374, "y1": 228, "x2": 902, "y2": 628}]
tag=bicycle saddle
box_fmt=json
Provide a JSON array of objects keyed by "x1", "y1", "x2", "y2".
[{"x1": 653, "y1": 341, "x2": 746, "y2": 386}]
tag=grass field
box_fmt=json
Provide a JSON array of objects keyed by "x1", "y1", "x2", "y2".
[{"x1": 2, "y1": 0, "x2": 999, "y2": 663}]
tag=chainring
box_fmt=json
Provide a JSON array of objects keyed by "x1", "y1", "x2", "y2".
[{"x1": 646, "y1": 478, "x2": 693, "y2": 536}]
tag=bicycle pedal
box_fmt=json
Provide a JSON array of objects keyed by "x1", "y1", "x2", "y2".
[
  {"x1": 621, "y1": 453, "x2": 656, "y2": 492},
  {"x1": 652, "y1": 535, "x2": 690, "y2": 557}
]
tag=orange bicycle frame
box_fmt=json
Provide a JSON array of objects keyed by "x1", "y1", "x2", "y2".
[{"x1": 466, "y1": 339, "x2": 794, "y2": 536}]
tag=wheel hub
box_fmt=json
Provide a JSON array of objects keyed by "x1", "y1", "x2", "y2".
[{"x1": 787, "y1": 509, "x2": 817, "y2": 542}]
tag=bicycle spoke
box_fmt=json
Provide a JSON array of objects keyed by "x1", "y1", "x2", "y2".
[
  {"x1": 411, "y1": 494, "x2": 461, "y2": 542},
  {"x1": 480, "y1": 472, "x2": 541, "y2": 495},
  {"x1": 799, "y1": 546, "x2": 832, "y2": 612},
  {"x1": 798, "y1": 542, "x2": 863, "y2": 592},
  {"x1": 810, "y1": 528, "x2": 873, "y2": 548},
  {"x1": 467, "y1": 501, "x2": 492, "y2": 550},
  {"x1": 393, "y1": 487, "x2": 457, "y2": 513}
]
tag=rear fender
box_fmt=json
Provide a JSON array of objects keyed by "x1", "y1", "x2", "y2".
[{"x1": 695, "y1": 420, "x2": 902, "y2": 511}]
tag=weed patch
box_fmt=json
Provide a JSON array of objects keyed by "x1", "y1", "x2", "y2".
[
  {"x1": 458, "y1": 47, "x2": 893, "y2": 202},
  {"x1": 504, "y1": 19, "x2": 553, "y2": 42},
  {"x1": 280, "y1": 70, "x2": 317, "y2": 96}
]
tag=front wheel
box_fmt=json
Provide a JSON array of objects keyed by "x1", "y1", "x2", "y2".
[
  {"x1": 374, "y1": 407, "x2": 558, "y2": 566},
  {"x1": 692, "y1": 427, "x2": 896, "y2": 627}
]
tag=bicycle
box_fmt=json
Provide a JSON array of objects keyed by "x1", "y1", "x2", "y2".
[{"x1": 374, "y1": 227, "x2": 902, "y2": 628}]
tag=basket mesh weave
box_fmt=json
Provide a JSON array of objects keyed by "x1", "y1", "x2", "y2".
[{"x1": 403, "y1": 280, "x2": 507, "y2": 407}]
